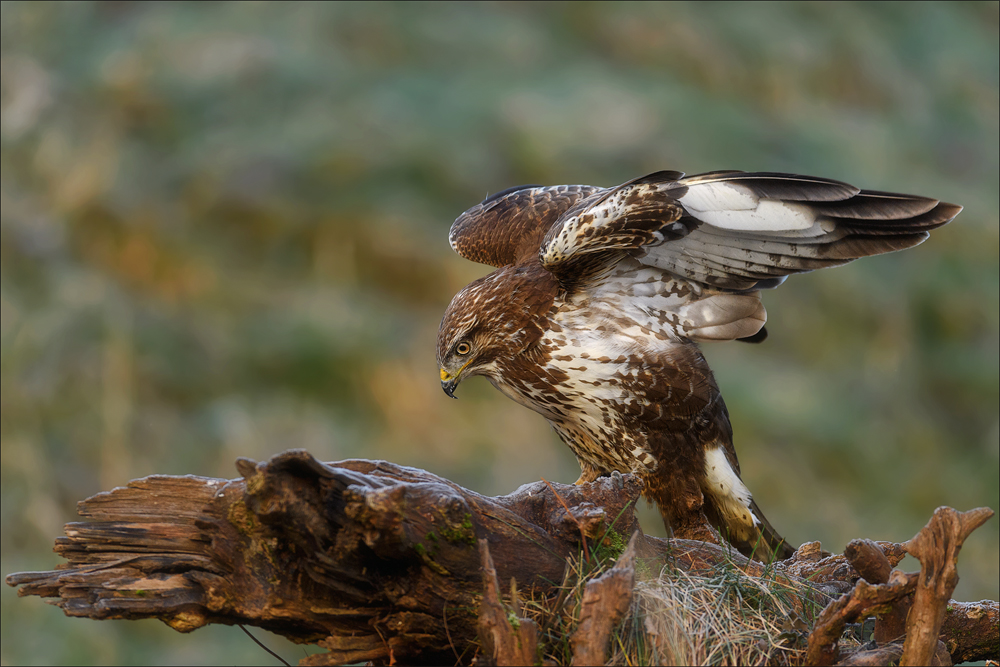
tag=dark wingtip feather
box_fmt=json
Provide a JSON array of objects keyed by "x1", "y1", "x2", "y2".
[
  {"x1": 926, "y1": 201, "x2": 963, "y2": 227},
  {"x1": 814, "y1": 190, "x2": 940, "y2": 220},
  {"x1": 682, "y1": 171, "x2": 861, "y2": 202},
  {"x1": 900, "y1": 201, "x2": 963, "y2": 230},
  {"x1": 836, "y1": 201, "x2": 963, "y2": 234},
  {"x1": 737, "y1": 326, "x2": 768, "y2": 344},
  {"x1": 816, "y1": 232, "x2": 931, "y2": 259}
]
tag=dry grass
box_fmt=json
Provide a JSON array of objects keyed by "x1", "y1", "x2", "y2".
[
  {"x1": 612, "y1": 566, "x2": 812, "y2": 666},
  {"x1": 517, "y1": 540, "x2": 844, "y2": 667}
]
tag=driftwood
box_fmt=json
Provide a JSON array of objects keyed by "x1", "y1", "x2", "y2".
[
  {"x1": 5, "y1": 449, "x2": 997, "y2": 666},
  {"x1": 804, "y1": 506, "x2": 995, "y2": 667}
]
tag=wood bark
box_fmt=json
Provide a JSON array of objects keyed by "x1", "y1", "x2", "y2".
[
  {"x1": 475, "y1": 539, "x2": 539, "y2": 666},
  {"x1": 569, "y1": 532, "x2": 639, "y2": 666},
  {"x1": 5, "y1": 449, "x2": 997, "y2": 666},
  {"x1": 901, "y1": 507, "x2": 994, "y2": 666},
  {"x1": 803, "y1": 507, "x2": 996, "y2": 667}
]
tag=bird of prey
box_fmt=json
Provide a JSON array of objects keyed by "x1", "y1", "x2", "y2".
[{"x1": 436, "y1": 170, "x2": 961, "y2": 561}]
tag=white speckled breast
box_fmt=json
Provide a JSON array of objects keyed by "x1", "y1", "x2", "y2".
[{"x1": 487, "y1": 261, "x2": 764, "y2": 476}]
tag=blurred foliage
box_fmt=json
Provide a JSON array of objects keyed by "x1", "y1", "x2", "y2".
[{"x1": 1, "y1": 2, "x2": 997, "y2": 664}]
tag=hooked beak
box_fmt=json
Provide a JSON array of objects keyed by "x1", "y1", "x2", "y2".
[{"x1": 440, "y1": 368, "x2": 460, "y2": 399}]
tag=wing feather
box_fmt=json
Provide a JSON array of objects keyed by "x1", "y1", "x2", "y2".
[
  {"x1": 537, "y1": 170, "x2": 960, "y2": 290},
  {"x1": 804, "y1": 189, "x2": 940, "y2": 219},
  {"x1": 462, "y1": 171, "x2": 960, "y2": 291},
  {"x1": 449, "y1": 184, "x2": 602, "y2": 268},
  {"x1": 539, "y1": 171, "x2": 688, "y2": 277}
]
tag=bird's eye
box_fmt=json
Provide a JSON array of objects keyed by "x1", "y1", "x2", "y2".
[{"x1": 456, "y1": 342, "x2": 472, "y2": 356}]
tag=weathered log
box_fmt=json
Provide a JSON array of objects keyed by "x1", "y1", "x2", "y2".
[
  {"x1": 475, "y1": 540, "x2": 539, "y2": 666},
  {"x1": 782, "y1": 539, "x2": 907, "y2": 593},
  {"x1": 5, "y1": 449, "x2": 996, "y2": 666},
  {"x1": 9, "y1": 450, "x2": 636, "y2": 664},
  {"x1": 940, "y1": 600, "x2": 999, "y2": 664},
  {"x1": 569, "y1": 532, "x2": 639, "y2": 666},
  {"x1": 6, "y1": 449, "x2": 801, "y2": 665}
]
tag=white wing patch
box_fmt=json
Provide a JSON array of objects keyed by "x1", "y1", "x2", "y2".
[
  {"x1": 679, "y1": 181, "x2": 817, "y2": 231},
  {"x1": 677, "y1": 180, "x2": 757, "y2": 211},
  {"x1": 702, "y1": 447, "x2": 760, "y2": 541}
]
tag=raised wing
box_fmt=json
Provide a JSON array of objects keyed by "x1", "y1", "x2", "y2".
[
  {"x1": 540, "y1": 171, "x2": 688, "y2": 269},
  {"x1": 449, "y1": 184, "x2": 603, "y2": 268},
  {"x1": 540, "y1": 170, "x2": 962, "y2": 290}
]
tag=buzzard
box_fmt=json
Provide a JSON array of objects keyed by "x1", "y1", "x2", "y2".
[{"x1": 436, "y1": 170, "x2": 960, "y2": 561}]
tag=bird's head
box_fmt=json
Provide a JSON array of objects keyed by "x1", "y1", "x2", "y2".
[{"x1": 436, "y1": 265, "x2": 554, "y2": 398}]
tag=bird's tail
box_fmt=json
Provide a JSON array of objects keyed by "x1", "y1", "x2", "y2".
[{"x1": 708, "y1": 498, "x2": 796, "y2": 563}]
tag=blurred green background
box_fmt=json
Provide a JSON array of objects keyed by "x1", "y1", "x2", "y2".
[{"x1": 1, "y1": 2, "x2": 997, "y2": 664}]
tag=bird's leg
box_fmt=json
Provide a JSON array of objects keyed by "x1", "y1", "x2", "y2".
[
  {"x1": 573, "y1": 463, "x2": 603, "y2": 485},
  {"x1": 644, "y1": 474, "x2": 722, "y2": 546},
  {"x1": 665, "y1": 507, "x2": 723, "y2": 545}
]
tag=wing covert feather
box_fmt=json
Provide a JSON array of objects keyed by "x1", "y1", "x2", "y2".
[
  {"x1": 449, "y1": 184, "x2": 602, "y2": 268},
  {"x1": 539, "y1": 171, "x2": 688, "y2": 276}
]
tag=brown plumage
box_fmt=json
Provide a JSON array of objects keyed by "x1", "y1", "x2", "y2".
[{"x1": 436, "y1": 170, "x2": 961, "y2": 562}]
